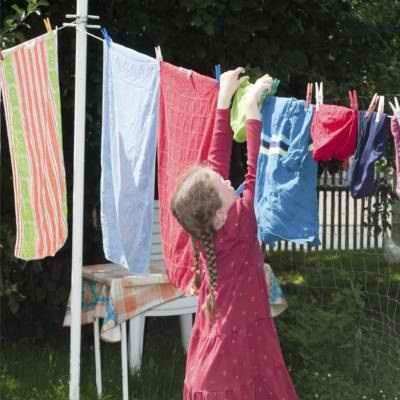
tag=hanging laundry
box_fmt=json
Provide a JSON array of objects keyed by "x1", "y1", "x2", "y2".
[
  {"x1": 348, "y1": 111, "x2": 389, "y2": 198},
  {"x1": 230, "y1": 78, "x2": 280, "y2": 143},
  {"x1": 101, "y1": 41, "x2": 159, "y2": 274},
  {"x1": 311, "y1": 91, "x2": 358, "y2": 161},
  {"x1": 390, "y1": 117, "x2": 400, "y2": 199},
  {"x1": 157, "y1": 62, "x2": 218, "y2": 292},
  {"x1": 255, "y1": 97, "x2": 319, "y2": 246},
  {"x1": 0, "y1": 31, "x2": 67, "y2": 260}
]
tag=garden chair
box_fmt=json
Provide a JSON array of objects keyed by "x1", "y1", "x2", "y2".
[{"x1": 89, "y1": 200, "x2": 197, "y2": 399}]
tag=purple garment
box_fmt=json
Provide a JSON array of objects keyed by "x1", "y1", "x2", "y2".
[
  {"x1": 350, "y1": 111, "x2": 389, "y2": 198},
  {"x1": 391, "y1": 117, "x2": 400, "y2": 198}
]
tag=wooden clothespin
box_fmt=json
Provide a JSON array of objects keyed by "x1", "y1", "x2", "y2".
[
  {"x1": 305, "y1": 82, "x2": 313, "y2": 110},
  {"x1": 154, "y1": 45, "x2": 163, "y2": 61},
  {"x1": 376, "y1": 95, "x2": 385, "y2": 123},
  {"x1": 43, "y1": 17, "x2": 52, "y2": 33},
  {"x1": 389, "y1": 97, "x2": 400, "y2": 124},
  {"x1": 365, "y1": 93, "x2": 378, "y2": 117}
]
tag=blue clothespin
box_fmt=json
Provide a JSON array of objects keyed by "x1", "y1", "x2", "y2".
[
  {"x1": 101, "y1": 28, "x2": 112, "y2": 45},
  {"x1": 214, "y1": 64, "x2": 221, "y2": 84}
]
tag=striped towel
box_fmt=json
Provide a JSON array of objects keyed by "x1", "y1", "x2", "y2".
[
  {"x1": 63, "y1": 264, "x2": 183, "y2": 342},
  {"x1": 0, "y1": 31, "x2": 67, "y2": 260}
]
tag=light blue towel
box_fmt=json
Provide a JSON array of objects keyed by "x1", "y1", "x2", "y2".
[{"x1": 101, "y1": 41, "x2": 159, "y2": 274}]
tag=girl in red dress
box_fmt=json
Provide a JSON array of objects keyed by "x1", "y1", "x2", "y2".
[{"x1": 171, "y1": 68, "x2": 298, "y2": 400}]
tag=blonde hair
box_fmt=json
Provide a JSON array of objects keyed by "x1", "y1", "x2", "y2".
[{"x1": 170, "y1": 166, "x2": 221, "y2": 318}]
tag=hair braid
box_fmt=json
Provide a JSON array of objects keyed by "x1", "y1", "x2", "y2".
[
  {"x1": 190, "y1": 236, "x2": 202, "y2": 295},
  {"x1": 200, "y1": 229, "x2": 218, "y2": 318},
  {"x1": 170, "y1": 165, "x2": 223, "y2": 320}
]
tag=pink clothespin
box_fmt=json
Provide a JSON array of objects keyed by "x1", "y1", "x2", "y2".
[
  {"x1": 348, "y1": 90, "x2": 358, "y2": 110},
  {"x1": 389, "y1": 97, "x2": 400, "y2": 124},
  {"x1": 305, "y1": 82, "x2": 313, "y2": 110}
]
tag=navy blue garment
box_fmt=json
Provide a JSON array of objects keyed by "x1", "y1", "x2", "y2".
[
  {"x1": 255, "y1": 97, "x2": 320, "y2": 246},
  {"x1": 349, "y1": 111, "x2": 389, "y2": 198}
]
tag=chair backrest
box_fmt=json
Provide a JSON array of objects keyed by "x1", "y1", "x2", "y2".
[{"x1": 151, "y1": 200, "x2": 163, "y2": 262}]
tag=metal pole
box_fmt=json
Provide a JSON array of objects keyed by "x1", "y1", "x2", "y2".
[{"x1": 69, "y1": 0, "x2": 88, "y2": 398}]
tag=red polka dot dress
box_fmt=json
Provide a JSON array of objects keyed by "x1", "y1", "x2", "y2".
[{"x1": 183, "y1": 109, "x2": 298, "y2": 399}]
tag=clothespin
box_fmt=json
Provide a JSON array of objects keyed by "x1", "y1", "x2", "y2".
[
  {"x1": 365, "y1": 93, "x2": 378, "y2": 117},
  {"x1": 375, "y1": 95, "x2": 385, "y2": 123},
  {"x1": 319, "y1": 82, "x2": 324, "y2": 105},
  {"x1": 0, "y1": 50, "x2": 4, "y2": 62},
  {"x1": 348, "y1": 89, "x2": 358, "y2": 110},
  {"x1": 100, "y1": 28, "x2": 112, "y2": 44},
  {"x1": 43, "y1": 17, "x2": 52, "y2": 33},
  {"x1": 214, "y1": 64, "x2": 221, "y2": 84},
  {"x1": 389, "y1": 97, "x2": 400, "y2": 124},
  {"x1": 352, "y1": 89, "x2": 358, "y2": 110},
  {"x1": 178, "y1": 66, "x2": 193, "y2": 79},
  {"x1": 305, "y1": 82, "x2": 313, "y2": 110},
  {"x1": 154, "y1": 45, "x2": 163, "y2": 61},
  {"x1": 315, "y1": 82, "x2": 323, "y2": 111}
]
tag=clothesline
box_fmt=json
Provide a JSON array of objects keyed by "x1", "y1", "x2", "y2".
[
  {"x1": 0, "y1": 23, "x2": 73, "y2": 57},
  {"x1": 70, "y1": 26, "x2": 400, "y2": 111},
  {"x1": 3, "y1": 24, "x2": 399, "y2": 106},
  {"x1": 73, "y1": 25, "x2": 104, "y2": 43}
]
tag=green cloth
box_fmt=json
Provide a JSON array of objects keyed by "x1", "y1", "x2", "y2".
[{"x1": 231, "y1": 79, "x2": 280, "y2": 143}]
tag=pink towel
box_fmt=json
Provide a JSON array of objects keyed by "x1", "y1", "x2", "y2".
[{"x1": 157, "y1": 62, "x2": 218, "y2": 292}]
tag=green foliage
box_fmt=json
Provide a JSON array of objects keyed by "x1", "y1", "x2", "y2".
[{"x1": 0, "y1": 0, "x2": 48, "y2": 47}]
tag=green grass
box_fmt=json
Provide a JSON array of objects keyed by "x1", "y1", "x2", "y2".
[
  {"x1": 0, "y1": 318, "x2": 186, "y2": 400},
  {"x1": 1, "y1": 250, "x2": 399, "y2": 399}
]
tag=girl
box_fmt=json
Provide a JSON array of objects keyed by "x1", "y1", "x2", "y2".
[{"x1": 171, "y1": 68, "x2": 298, "y2": 399}]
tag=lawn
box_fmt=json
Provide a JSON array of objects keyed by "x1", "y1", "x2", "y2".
[{"x1": 1, "y1": 250, "x2": 399, "y2": 400}]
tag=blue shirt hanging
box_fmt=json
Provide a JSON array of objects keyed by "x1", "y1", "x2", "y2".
[{"x1": 255, "y1": 97, "x2": 320, "y2": 246}]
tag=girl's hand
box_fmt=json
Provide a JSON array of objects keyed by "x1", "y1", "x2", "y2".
[
  {"x1": 245, "y1": 74, "x2": 273, "y2": 120},
  {"x1": 217, "y1": 67, "x2": 249, "y2": 109}
]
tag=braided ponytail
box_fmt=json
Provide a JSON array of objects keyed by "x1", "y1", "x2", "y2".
[
  {"x1": 170, "y1": 165, "x2": 223, "y2": 320},
  {"x1": 200, "y1": 230, "x2": 218, "y2": 319},
  {"x1": 190, "y1": 236, "x2": 202, "y2": 295}
]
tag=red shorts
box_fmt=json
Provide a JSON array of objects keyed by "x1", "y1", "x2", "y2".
[{"x1": 311, "y1": 91, "x2": 358, "y2": 161}]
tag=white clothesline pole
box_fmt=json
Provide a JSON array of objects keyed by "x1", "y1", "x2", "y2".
[{"x1": 69, "y1": 0, "x2": 88, "y2": 398}]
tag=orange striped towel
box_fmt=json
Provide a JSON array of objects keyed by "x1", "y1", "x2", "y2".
[
  {"x1": 0, "y1": 31, "x2": 67, "y2": 260},
  {"x1": 63, "y1": 264, "x2": 184, "y2": 342}
]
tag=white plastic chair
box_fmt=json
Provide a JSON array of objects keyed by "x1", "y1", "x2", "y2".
[
  {"x1": 90, "y1": 201, "x2": 197, "y2": 399},
  {"x1": 128, "y1": 203, "x2": 197, "y2": 372}
]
